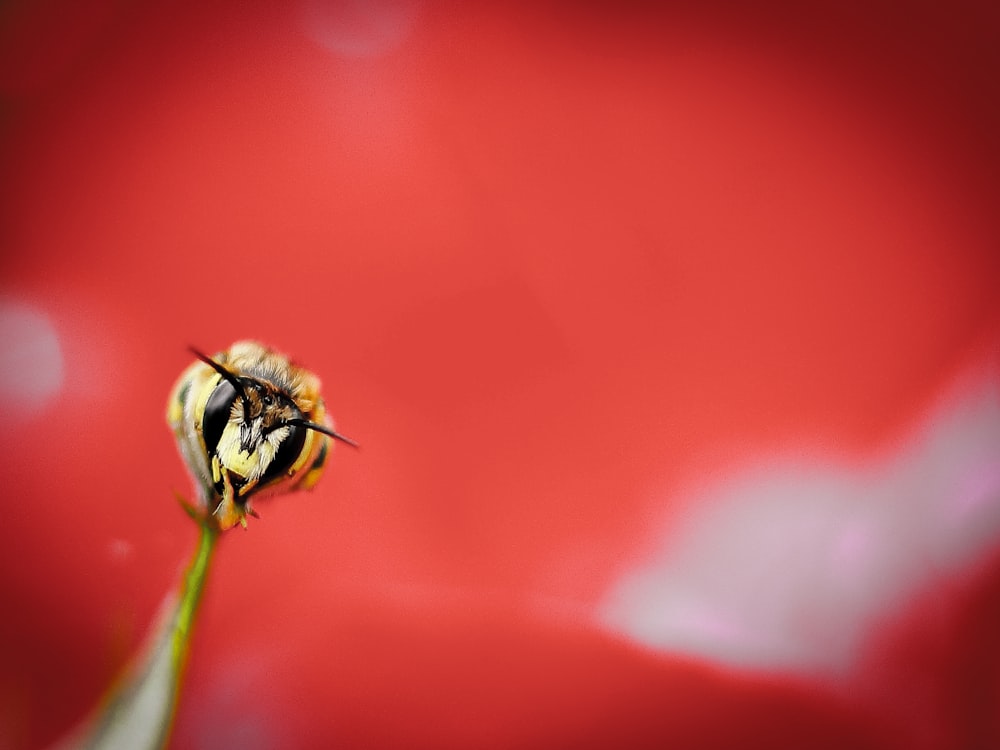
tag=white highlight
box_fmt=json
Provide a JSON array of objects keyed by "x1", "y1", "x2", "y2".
[
  {"x1": 0, "y1": 299, "x2": 64, "y2": 417},
  {"x1": 600, "y1": 376, "x2": 1000, "y2": 676},
  {"x1": 107, "y1": 539, "x2": 135, "y2": 564},
  {"x1": 300, "y1": 0, "x2": 419, "y2": 58}
]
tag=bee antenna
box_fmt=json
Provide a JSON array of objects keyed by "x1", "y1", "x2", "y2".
[
  {"x1": 189, "y1": 347, "x2": 253, "y2": 418},
  {"x1": 285, "y1": 418, "x2": 359, "y2": 449}
]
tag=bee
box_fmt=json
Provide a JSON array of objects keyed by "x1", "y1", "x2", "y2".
[{"x1": 166, "y1": 340, "x2": 356, "y2": 530}]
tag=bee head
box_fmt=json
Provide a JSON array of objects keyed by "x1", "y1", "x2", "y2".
[{"x1": 191, "y1": 348, "x2": 358, "y2": 460}]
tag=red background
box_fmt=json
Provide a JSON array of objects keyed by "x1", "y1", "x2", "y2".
[{"x1": 1, "y1": 1, "x2": 998, "y2": 748}]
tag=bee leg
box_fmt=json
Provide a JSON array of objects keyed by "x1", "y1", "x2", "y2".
[{"x1": 212, "y1": 472, "x2": 245, "y2": 531}]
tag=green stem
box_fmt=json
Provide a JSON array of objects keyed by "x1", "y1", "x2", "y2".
[
  {"x1": 172, "y1": 521, "x2": 218, "y2": 678},
  {"x1": 59, "y1": 522, "x2": 220, "y2": 750}
]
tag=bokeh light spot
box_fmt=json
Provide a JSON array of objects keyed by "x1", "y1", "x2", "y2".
[
  {"x1": 299, "y1": 0, "x2": 419, "y2": 58},
  {"x1": 0, "y1": 299, "x2": 64, "y2": 418}
]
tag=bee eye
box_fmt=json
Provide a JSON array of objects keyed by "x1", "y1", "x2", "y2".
[
  {"x1": 261, "y1": 419, "x2": 307, "y2": 483},
  {"x1": 203, "y1": 380, "x2": 238, "y2": 456},
  {"x1": 262, "y1": 393, "x2": 274, "y2": 407}
]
